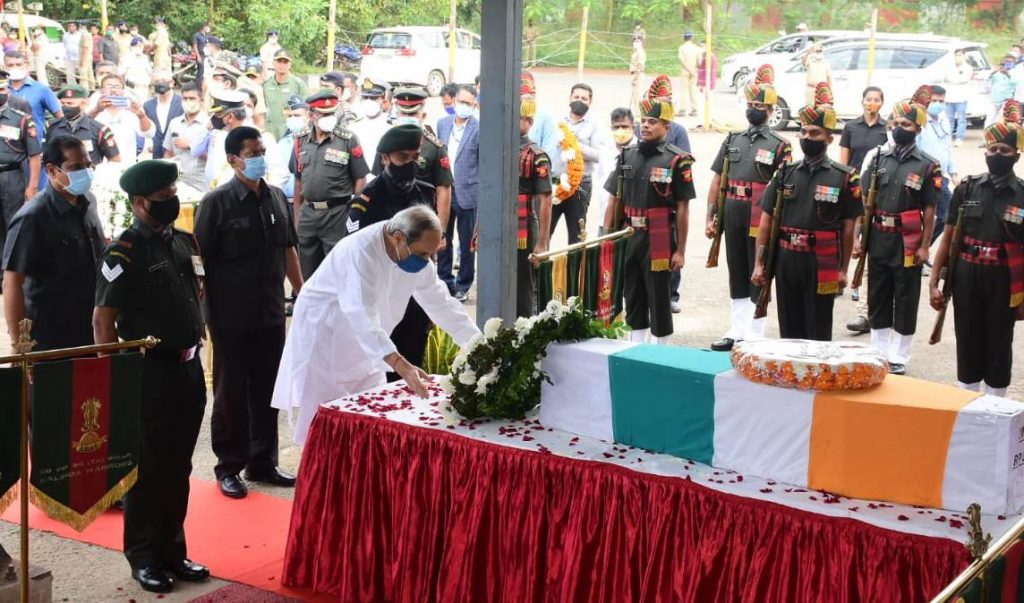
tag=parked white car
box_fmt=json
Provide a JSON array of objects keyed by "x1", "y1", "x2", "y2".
[
  {"x1": 768, "y1": 39, "x2": 991, "y2": 129},
  {"x1": 721, "y1": 30, "x2": 858, "y2": 90},
  {"x1": 0, "y1": 13, "x2": 67, "y2": 72},
  {"x1": 359, "y1": 26, "x2": 481, "y2": 96}
]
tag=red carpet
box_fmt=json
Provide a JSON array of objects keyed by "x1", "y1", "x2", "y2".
[{"x1": 1, "y1": 479, "x2": 332, "y2": 602}]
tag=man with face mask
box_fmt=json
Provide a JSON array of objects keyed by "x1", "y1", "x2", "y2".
[
  {"x1": 751, "y1": 100, "x2": 862, "y2": 341},
  {"x1": 291, "y1": 90, "x2": 369, "y2": 278},
  {"x1": 148, "y1": 17, "x2": 172, "y2": 72},
  {"x1": 275, "y1": 94, "x2": 307, "y2": 201},
  {"x1": 164, "y1": 82, "x2": 208, "y2": 190},
  {"x1": 0, "y1": 69, "x2": 42, "y2": 229},
  {"x1": 202, "y1": 89, "x2": 249, "y2": 188},
  {"x1": 262, "y1": 48, "x2": 307, "y2": 140},
  {"x1": 47, "y1": 84, "x2": 121, "y2": 166},
  {"x1": 929, "y1": 123, "x2": 1024, "y2": 398},
  {"x1": 855, "y1": 101, "x2": 942, "y2": 375},
  {"x1": 917, "y1": 85, "x2": 958, "y2": 245},
  {"x1": 194, "y1": 126, "x2": 304, "y2": 500},
  {"x1": 602, "y1": 97, "x2": 695, "y2": 345},
  {"x1": 93, "y1": 160, "x2": 210, "y2": 594},
  {"x1": 552, "y1": 83, "x2": 605, "y2": 244},
  {"x1": 100, "y1": 26, "x2": 120, "y2": 64},
  {"x1": 143, "y1": 70, "x2": 184, "y2": 160},
  {"x1": 114, "y1": 21, "x2": 134, "y2": 68},
  {"x1": 271, "y1": 205, "x2": 481, "y2": 444},
  {"x1": 260, "y1": 30, "x2": 281, "y2": 80},
  {"x1": 349, "y1": 78, "x2": 391, "y2": 177},
  {"x1": 2, "y1": 136, "x2": 105, "y2": 351},
  {"x1": 705, "y1": 80, "x2": 791, "y2": 350},
  {"x1": 595, "y1": 107, "x2": 635, "y2": 235}
]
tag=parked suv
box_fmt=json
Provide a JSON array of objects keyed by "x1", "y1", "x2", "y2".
[
  {"x1": 721, "y1": 30, "x2": 858, "y2": 90},
  {"x1": 360, "y1": 26, "x2": 481, "y2": 96}
]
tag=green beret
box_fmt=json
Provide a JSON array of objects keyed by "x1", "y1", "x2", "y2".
[
  {"x1": 378, "y1": 124, "x2": 422, "y2": 154},
  {"x1": 119, "y1": 159, "x2": 178, "y2": 197},
  {"x1": 58, "y1": 84, "x2": 88, "y2": 99}
]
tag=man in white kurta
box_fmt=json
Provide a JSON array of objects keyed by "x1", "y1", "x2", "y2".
[{"x1": 271, "y1": 206, "x2": 481, "y2": 443}]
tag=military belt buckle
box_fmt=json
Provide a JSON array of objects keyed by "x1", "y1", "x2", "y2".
[
  {"x1": 877, "y1": 216, "x2": 897, "y2": 228},
  {"x1": 311, "y1": 201, "x2": 330, "y2": 210},
  {"x1": 629, "y1": 216, "x2": 647, "y2": 228},
  {"x1": 788, "y1": 233, "x2": 808, "y2": 246},
  {"x1": 978, "y1": 246, "x2": 999, "y2": 261}
]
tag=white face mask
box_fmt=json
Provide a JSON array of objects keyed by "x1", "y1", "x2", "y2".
[
  {"x1": 394, "y1": 116, "x2": 419, "y2": 126},
  {"x1": 6, "y1": 68, "x2": 27, "y2": 81},
  {"x1": 286, "y1": 116, "x2": 307, "y2": 134},
  {"x1": 316, "y1": 115, "x2": 338, "y2": 132},
  {"x1": 361, "y1": 99, "x2": 382, "y2": 119},
  {"x1": 454, "y1": 103, "x2": 474, "y2": 119},
  {"x1": 341, "y1": 88, "x2": 351, "y2": 103}
]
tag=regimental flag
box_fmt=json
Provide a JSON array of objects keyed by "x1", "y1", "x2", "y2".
[
  {"x1": 0, "y1": 368, "x2": 22, "y2": 514},
  {"x1": 535, "y1": 258, "x2": 554, "y2": 309},
  {"x1": 955, "y1": 536, "x2": 1024, "y2": 602},
  {"x1": 581, "y1": 239, "x2": 627, "y2": 324},
  {"x1": 29, "y1": 354, "x2": 143, "y2": 531},
  {"x1": 566, "y1": 248, "x2": 583, "y2": 299},
  {"x1": 535, "y1": 249, "x2": 586, "y2": 310}
]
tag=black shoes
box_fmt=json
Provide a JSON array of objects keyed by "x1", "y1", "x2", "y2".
[
  {"x1": 168, "y1": 559, "x2": 210, "y2": 582},
  {"x1": 132, "y1": 567, "x2": 173, "y2": 593},
  {"x1": 244, "y1": 467, "x2": 297, "y2": 487},
  {"x1": 710, "y1": 337, "x2": 735, "y2": 352},
  {"x1": 218, "y1": 474, "x2": 248, "y2": 499},
  {"x1": 888, "y1": 362, "x2": 907, "y2": 375},
  {"x1": 846, "y1": 316, "x2": 870, "y2": 334}
]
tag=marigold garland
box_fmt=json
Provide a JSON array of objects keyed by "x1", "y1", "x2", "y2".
[
  {"x1": 555, "y1": 122, "x2": 585, "y2": 203},
  {"x1": 731, "y1": 339, "x2": 888, "y2": 391}
]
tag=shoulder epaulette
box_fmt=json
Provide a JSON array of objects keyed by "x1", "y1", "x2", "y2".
[
  {"x1": 422, "y1": 126, "x2": 443, "y2": 148},
  {"x1": 332, "y1": 126, "x2": 354, "y2": 140},
  {"x1": 664, "y1": 142, "x2": 686, "y2": 156},
  {"x1": 830, "y1": 160, "x2": 855, "y2": 175},
  {"x1": 767, "y1": 130, "x2": 789, "y2": 146}
]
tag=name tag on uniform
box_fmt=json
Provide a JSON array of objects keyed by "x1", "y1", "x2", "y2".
[
  {"x1": 649, "y1": 167, "x2": 672, "y2": 184},
  {"x1": 814, "y1": 185, "x2": 840, "y2": 204},
  {"x1": 0, "y1": 125, "x2": 19, "y2": 140},
  {"x1": 148, "y1": 260, "x2": 170, "y2": 273},
  {"x1": 904, "y1": 172, "x2": 922, "y2": 190},
  {"x1": 324, "y1": 148, "x2": 349, "y2": 165},
  {"x1": 82, "y1": 140, "x2": 94, "y2": 153},
  {"x1": 191, "y1": 255, "x2": 205, "y2": 276},
  {"x1": 1004, "y1": 205, "x2": 1024, "y2": 225},
  {"x1": 782, "y1": 184, "x2": 797, "y2": 199},
  {"x1": 755, "y1": 149, "x2": 775, "y2": 164}
]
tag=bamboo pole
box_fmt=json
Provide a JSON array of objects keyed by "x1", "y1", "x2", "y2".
[
  {"x1": 326, "y1": 0, "x2": 337, "y2": 72},
  {"x1": 529, "y1": 227, "x2": 633, "y2": 263},
  {"x1": 10, "y1": 320, "x2": 157, "y2": 602},
  {"x1": 866, "y1": 9, "x2": 878, "y2": 84},
  {"x1": 100, "y1": 0, "x2": 108, "y2": 35},
  {"x1": 702, "y1": 2, "x2": 712, "y2": 131},
  {"x1": 576, "y1": 6, "x2": 589, "y2": 82},
  {"x1": 448, "y1": 0, "x2": 457, "y2": 82}
]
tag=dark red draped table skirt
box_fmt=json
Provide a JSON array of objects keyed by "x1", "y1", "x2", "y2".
[{"x1": 283, "y1": 405, "x2": 970, "y2": 602}]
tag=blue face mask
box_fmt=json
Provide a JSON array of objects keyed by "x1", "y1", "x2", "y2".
[
  {"x1": 59, "y1": 167, "x2": 94, "y2": 196},
  {"x1": 927, "y1": 101, "x2": 945, "y2": 117},
  {"x1": 444, "y1": 105, "x2": 456, "y2": 116},
  {"x1": 241, "y1": 155, "x2": 266, "y2": 180},
  {"x1": 397, "y1": 238, "x2": 429, "y2": 273}
]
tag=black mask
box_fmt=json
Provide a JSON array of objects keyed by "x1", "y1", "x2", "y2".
[
  {"x1": 63, "y1": 106, "x2": 81, "y2": 120},
  {"x1": 570, "y1": 100, "x2": 589, "y2": 117},
  {"x1": 799, "y1": 137, "x2": 827, "y2": 158},
  {"x1": 986, "y1": 152, "x2": 1019, "y2": 177},
  {"x1": 210, "y1": 114, "x2": 226, "y2": 130},
  {"x1": 388, "y1": 160, "x2": 418, "y2": 190},
  {"x1": 146, "y1": 195, "x2": 181, "y2": 226},
  {"x1": 746, "y1": 106, "x2": 769, "y2": 126},
  {"x1": 892, "y1": 126, "x2": 917, "y2": 146},
  {"x1": 153, "y1": 82, "x2": 171, "y2": 95}
]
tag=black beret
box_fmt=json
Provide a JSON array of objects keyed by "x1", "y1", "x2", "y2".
[
  {"x1": 378, "y1": 124, "x2": 422, "y2": 154},
  {"x1": 120, "y1": 160, "x2": 178, "y2": 197}
]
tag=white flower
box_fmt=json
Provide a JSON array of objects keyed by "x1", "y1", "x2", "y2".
[
  {"x1": 437, "y1": 375, "x2": 455, "y2": 395},
  {"x1": 545, "y1": 299, "x2": 562, "y2": 315},
  {"x1": 451, "y1": 353, "x2": 467, "y2": 371},
  {"x1": 475, "y1": 366, "x2": 500, "y2": 394},
  {"x1": 566, "y1": 296, "x2": 579, "y2": 308},
  {"x1": 483, "y1": 317, "x2": 502, "y2": 339},
  {"x1": 514, "y1": 316, "x2": 532, "y2": 333},
  {"x1": 439, "y1": 403, "x2": 459, "y2": 426},
  {"x1": 464, "y1": 333, "x2": 484, "y2": 353},
  {"x1": 458, "y1": 368, "x2": 477, "y2": 385}
]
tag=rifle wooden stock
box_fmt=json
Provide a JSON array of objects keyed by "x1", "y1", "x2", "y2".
[
  {"x1": 754, "y1": 166, "x2": 786, "y2": 319},
  {"x1": 706, "y1": 156, "x2": 730, "y2": 268},
  {"x1": 930, "y1": 206, "x2": 966, "y2": 345},
  {"x1": 851, "y1": 151, "x2": 882, "y2": 290}
]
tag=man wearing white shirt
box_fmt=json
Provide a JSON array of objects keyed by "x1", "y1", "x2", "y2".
[
  {"x1": 271, "y1": 205, "x2": 481, "y2": 443},
  {"x1": 944, "y1": 49, "x2": 972, "y2": 147},
  {"x1": 555, "y1": 82, "x2": 607, "y2": 243},
  {"x1": 92, "y1": 74, "x2": 154, "y2": 164},
  {"x1": 63, "y1": 22, "x2": 82, "y2": 85},
  {"x1": 164, "y1": 82, "x2": 209, "y2": 191}
]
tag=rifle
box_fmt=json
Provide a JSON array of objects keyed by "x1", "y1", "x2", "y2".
[
  {"x1": 706, "y1": 155, "x2": 730, "y2": 268},
  {"x1": 929, "y1": 205, "x2": 966, "y2": 345},
  {"x1": 754, "y1": 165, "x2": 787, "y2": 319},
  {"x1": 612, "y1": 147, "x2": 627, "y2": 231},
  {"x1": 851, "y1": 148, "x2": 882, "y2": 290}
]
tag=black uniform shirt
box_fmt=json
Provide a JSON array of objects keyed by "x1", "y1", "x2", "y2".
[
  {"x1": 710, "y1": 125, "x2": 791, "y2": 182},
  {"x1": 950, "y1": 173, "x2": 1024, "y2": 243},
  {"x1": 347, "y1": 172, "x2": 435, "y2": 234},
  {"x1": 0, "y1": 104, "x2": 41, "y2": 164},
  {"x1": 761, "y1": 157, "x2": 863, "y2": 231},
  {"x1": 603, "y1": 141, "x2": 696, "y2": 209},
  {"x1": 839, "y1": 116, "x2": 889, "y2": 171},
  {"x1": 46, "y1": 115, "x2": 120, "y2": 165},
  {"x1": 2, "y1": 187, "x2": 105, "y2": 349},
  {"x1": 290, "y1": 126, "x2": 370, "y2": 201},
  {"x1": 519, "y1": 136, "x2": 553, "y2": 197},
  {"x1": 194, "y1": 177, "x2": 297, "y2": 330},
  {"x1": 868, "y1": 146, "x2": 943, "y2": 261},
  {"x1": 371, "y1": 126, "x2": 453, "y2": 190},
  {"x1": 95, "y1": 219, "x2": 204, "y2": 350}
]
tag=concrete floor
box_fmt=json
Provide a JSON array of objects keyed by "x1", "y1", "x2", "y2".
[{"x1": 1, "y1": 68, "x2": 1021, "y2": 602}]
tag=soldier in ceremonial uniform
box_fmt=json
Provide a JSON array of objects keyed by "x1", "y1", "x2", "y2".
[
  {"x1": 371, "y1": 87, "x2": 453, "y2": 240},
  {"x1": 48, "y1": 84, "x2": 121, "y2": 165},
  {"x1": 290, "y1": 90, "x2": 369, "y2": 278},
  {"x1": 859, "y1": 100, "x2": 942, "y2": 374},
  {"x1": 517, "y1": 96, "x2": 553, "y2": 316},
  {"x1": 0, "y1": 69, "x2": 42, "y2": 230},
  {"x1": 751, "y1": 102, "x2": 862, "y2": 341},
  {"x1": 347, "y1": 124, "x2": 439, "y2": 373},
  {"x1": 349, "y1": 78, "x2": 391, "y2": 172},
  {"x1": 602, "y1": 97, "x2": 695, "y2": 345},
  {"x1": 93, "y1": 160, "x2": 209, "y2": 594},
  {"x1": 929, "y1": 123, "x2": 1024, "y2": 397},
  {"x1": 706, "y1": 79, "x2": 791, "y2": 350}
]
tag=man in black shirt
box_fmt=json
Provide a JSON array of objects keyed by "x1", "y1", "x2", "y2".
[
  {"x1": 2, "y1": 135, "x2": 105, "y2": 350},
  {"x1": 194, "y1": 126, "x2": 304, "y2": 499}
]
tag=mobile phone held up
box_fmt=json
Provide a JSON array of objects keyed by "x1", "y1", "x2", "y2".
[{"x1": 107, "y1": 96, "x2": 130, "y2": 107}]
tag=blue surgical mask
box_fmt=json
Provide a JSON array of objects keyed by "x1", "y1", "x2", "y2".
[
  {"x1": 454, "y1": 103, "x2": 474, "y2": 119},
  {"x1": 397, "y1": 239, "x2": 428, "y2": 273},
  {"x1": 394, "y1": 116, "x2": 419, "y2": 126},
  {"x1": 927, "y1": 101, "x2": 945, "y2": 117},
  {"x1": 241, "y1": 156, "x2": 266, "y2": 180},
  {"x1": 444, "y1": 105, "x2": 455, "y2": 116},
  {"x1": 59, "y1": 167, "x2": 94, "y2": 195}
]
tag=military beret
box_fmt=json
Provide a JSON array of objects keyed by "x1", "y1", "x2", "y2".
[
  {"x1": 984, "y1": 122, "x2": 1024, "y2": 151},
  {"x1": 798, "y1": 104, "x2": 837, "y2": 130},
  {"x1": 393, "y1": 87, "x2": 427, "y2": 114},
  {"x1": 378, "y1": 124, "x2": 422, "y2": 154},
  {"x1": 209, "y1": 89, "x2": 248, "y2": 113},
  {"x1": 120, "y1": 159, "x2": 179, "y2": 197},
  {"x1": 743, "y1": 83, "x2": 777, "y2": 106},
  {"x1": 361, "y1": 77, "x2": 387, "y2": 98},
  {"x1": 890, "y1": 100, "x2": 928, "y2": 128},
  {"x1": 638, "y1": 98, "x2": 674, "y2": 122},
  {"x1": 646, "y1": 75, "x2": 673, "y2": 101},
  {"x1": 320, "y1": 71, "x2": 346, "y2": 86},
  {"x1": 273, "y1": 48, "x2": 292, "y2": 62},
  {"x1": 58, "y1": 84, "x2": 89, "y2": 99},
  {"x1": 286, "y1": 94, "x2": 308, "y2": 110},
  {"x1": 306, "y1": 89, "x2": 339, "y2": 112}
]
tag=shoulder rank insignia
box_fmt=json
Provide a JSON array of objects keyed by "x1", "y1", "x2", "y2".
[{"x1": 422, "y1": 127, "x2": 442, "y2": 147}]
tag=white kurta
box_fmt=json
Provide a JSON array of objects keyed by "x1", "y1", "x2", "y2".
[{"x1": 271, "y1": 223, "x2": 481, "y2": 443}]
